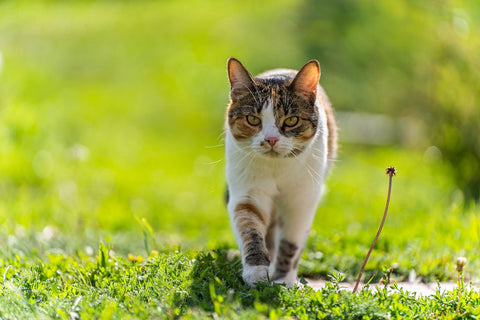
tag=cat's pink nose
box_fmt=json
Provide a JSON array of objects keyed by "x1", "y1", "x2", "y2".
[{"x1": 265, "y1": 136, "x2": 279, "y2": 147}]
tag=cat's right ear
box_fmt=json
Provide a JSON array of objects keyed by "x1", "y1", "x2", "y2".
[
  {"x1": 227, "y1": 58, "x2": 255, "y2": 90},
  {"x1": 290, "y1": 60, "x2": 320, "y2": 97}
]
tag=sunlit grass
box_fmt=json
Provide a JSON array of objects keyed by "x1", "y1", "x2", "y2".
[
  {"x1": 0, "y1": 0, "x2": 478, "y2": 279},
  {"x1": 0, "y1": 0, "x2": 479, "y2": 317}
]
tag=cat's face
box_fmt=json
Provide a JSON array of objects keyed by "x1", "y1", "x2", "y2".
[{"x1": 227, "y1": 58, "x2": 320, "y2": 158}]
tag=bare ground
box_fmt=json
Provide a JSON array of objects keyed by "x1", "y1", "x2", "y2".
[{"x1": 306, "y1": 279, "x2": 479, "y2": 296}]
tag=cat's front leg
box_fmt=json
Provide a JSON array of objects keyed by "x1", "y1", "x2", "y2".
[
  {"x1": 271, "y1": 239, "x2": 302, "y2": 288},
  {"x1": 229, "y1": 199, "x2": 272, "y2": 287}
]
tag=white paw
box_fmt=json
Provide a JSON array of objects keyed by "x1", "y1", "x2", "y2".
[
  {"x1": 272, "y1": 274, "x2": 297, "y2": 288},
  {"x1": 242, "y1": 265, "x2": 270, "y2": 287}
]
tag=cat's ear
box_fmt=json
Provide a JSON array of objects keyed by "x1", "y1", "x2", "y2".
[
  {"x1": 290, "y1": 60, "x2": 320, "y2": 95},
  {"x1": 227, "y1": 58, "x2": 255, "y2": 90}
]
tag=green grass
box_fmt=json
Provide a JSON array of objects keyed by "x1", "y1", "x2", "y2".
[
  {"x1": 0, "y1": 0, "x2": 479, "y2": 318},
  {"x1": 0, "y1": 248, "x2": 479, "y2": 319}
]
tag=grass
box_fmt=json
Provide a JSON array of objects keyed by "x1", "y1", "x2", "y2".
[
  {"x1": 0, "y1": 248, "x2": 479, "y2": 319},
  {"x1": 0, "y1": 0, "x2": 479, "y2": 318}
]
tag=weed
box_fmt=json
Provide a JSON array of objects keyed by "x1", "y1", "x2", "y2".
[
  {"x1": 455, "y1": 257, "x2": 467, "y2": 315},
  {"x1": 353, "y1": 167, "x2": 396, "y2": 293}
]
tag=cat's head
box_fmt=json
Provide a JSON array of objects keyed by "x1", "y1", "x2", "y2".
[{"x1": 226, "y1": 58, "x2": 320, "y2": 158}]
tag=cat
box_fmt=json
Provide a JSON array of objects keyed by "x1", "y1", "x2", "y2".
[{"x1": 225, "y1": 57, "x2": 337, "y2": 288}]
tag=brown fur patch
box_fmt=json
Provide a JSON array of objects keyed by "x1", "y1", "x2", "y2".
[
  {"x1": 230, "y1": 118, "x2": 261, "y2": 141},
  {"x1": 235, "y1": 202, "x2": 267, "y2": 226},
  {"x1": 235, "y1": 219, "x2": 260, "y2": 233},
  {"x1": 285, "y1": 120, "x2": 316, "y2": 142}
]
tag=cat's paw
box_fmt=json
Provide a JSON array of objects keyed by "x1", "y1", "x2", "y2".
[
  {"x1": 242, "y1": 265, "x2": 270, "y2": 287},
  {"x1": 272, "y1": 274, "x2": 297, "y2": 288}
]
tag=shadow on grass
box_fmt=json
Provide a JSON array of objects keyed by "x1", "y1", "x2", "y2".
[{"x1": 183, "y1": 249, "x2": 284, "y2": 313}]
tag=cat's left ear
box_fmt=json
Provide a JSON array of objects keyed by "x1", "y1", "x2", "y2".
[
  {"x1": 290, "y1": 60, "x2": 320, "y2": 95},
  {"x1": 227, "y1": 57, "x2": 255, "y2": 90}
]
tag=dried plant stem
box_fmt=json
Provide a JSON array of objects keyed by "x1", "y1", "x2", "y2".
[
  {"x1": 456, "y1": 272, "x2": 463, "y2": 314},
  {"x1": 455, "y1": 257, "x2": 467, "y2": 314},
  {"x1": 353, "y1": 167, "x2": 396, "y2": 294}
]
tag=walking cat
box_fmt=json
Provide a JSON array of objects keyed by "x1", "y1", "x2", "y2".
[{"x1": 225, "y1": 58, "x2": 337, "y2": 287}]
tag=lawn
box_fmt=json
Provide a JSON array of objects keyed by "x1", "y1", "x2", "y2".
[{"x1": 0, "y1": 1, "x2": 479, "y2": 318}]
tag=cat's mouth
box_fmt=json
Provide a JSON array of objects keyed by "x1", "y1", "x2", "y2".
[
  {"x1": 264, "y1": 149, "x2": 280, "y2": 157},
  {"x1": 263, "y1": 147, "x2": 304, "y2": 158}
]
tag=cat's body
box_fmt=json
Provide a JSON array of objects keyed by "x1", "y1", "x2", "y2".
[{"x1": 225, "y1": 58, "x2": 337, "y2": 287}]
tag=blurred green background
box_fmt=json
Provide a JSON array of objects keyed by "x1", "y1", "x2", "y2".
[{"x1": 0, "y1": 0, "x2": 478, "y2": 280}]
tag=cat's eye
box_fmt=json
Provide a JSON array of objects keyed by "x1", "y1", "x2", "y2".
[
  {"x1": 284, "y1": 116, "x2": 299, "y2": 127},
  {"x1": 246, "y1": 115, "x2": 261, "y2": 126}
]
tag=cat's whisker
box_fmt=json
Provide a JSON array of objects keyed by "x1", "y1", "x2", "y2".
[
  {"x1": 300, "y1": 160, "x2": 320, "y2": 186},
  {"x1": 231, "y1": 149, "x2": 256, "y2": 171},
  {"x1": 244, "y1": 150, "x2": 258, "y2": 171},
  {"x1": 284, "y1": 148, "x2": 321, "y2": 185},
  {"x1": 216, "y1": 132, "x2": 226, "y2": 142},
  {"x1": 304, "y1": 162, "x2": 321, "y2": 185},
  {"x1": 205, "y1": 144, "x2": 225, "y2": 149},
  {"x1": 204, "y1": 158, "x2": 224, "y2": 165},
  {"x1": 300, "y1": 155, "x2": 322, "y2": 185},
  {"x1": 307, "y1": 168, "x2": 320, "y2": 185}
]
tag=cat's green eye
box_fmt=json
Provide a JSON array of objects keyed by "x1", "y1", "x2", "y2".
[
  {"x1": 246, "y1": 115, "x2": 261, "y2": 126},
  {"x1": 284, "y1": 116, "x2": 299, "y2": 127}
]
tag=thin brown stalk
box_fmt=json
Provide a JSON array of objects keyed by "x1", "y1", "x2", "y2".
[
  {"x1": 455, "y1": 257, "x2": 467, "y2": 314},
  {"x1": 353, "y1": 166, "x2": 396, "y2": 294}
]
